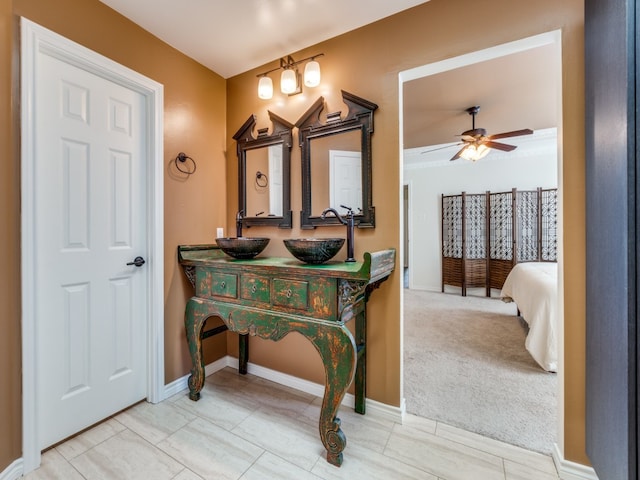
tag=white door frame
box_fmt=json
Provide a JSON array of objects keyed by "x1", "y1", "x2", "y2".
[{"x1": 20, "y1": 18, "x2": 164, "y2": 473}]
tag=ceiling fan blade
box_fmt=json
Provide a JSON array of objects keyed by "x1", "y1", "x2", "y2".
[
  {"x1": 420, "y1": 142, "x2": 462, "y2": 154},
  {"x1": 488, "y1": 128, "x2": 533, "y2": 140},
  {"x1": 450, "y1": 145, "x2": 468, "y2": 161},
  {"x1": 485, "y1": 141, "x2": 517, "y2": 152}
]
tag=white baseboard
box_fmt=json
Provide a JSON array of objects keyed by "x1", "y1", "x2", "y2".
[
  {"x1": 164, "y1": 355, "x2": 405, "y2": 424},
  {"x1": 0, "y1": 459, "x2": 23, "y2": 480},
  {"x1": 231, "y1": 357, "x2": 406, "y2": 423},
  {"x1": 553, "y1": 443, "x2": 599, "y2": 480},
  {"x1": 162, "y1": 373, "x2": 188, "y2": 400},
  {"x1": 162, "y1": 356, "x2": 229, "y2": 400}
]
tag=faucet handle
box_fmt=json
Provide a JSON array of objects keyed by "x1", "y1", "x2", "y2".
[{"x1": 339, "y1": 205, "x2": 354, "y2": 216}]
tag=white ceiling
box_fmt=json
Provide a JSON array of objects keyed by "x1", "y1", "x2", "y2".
[{"x1": 98, "y1": 0, "x2": 431, "y2": 78}]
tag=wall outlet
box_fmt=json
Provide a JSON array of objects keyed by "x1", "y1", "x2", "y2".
[{"x1": 216, "y1": 227, "x2": 224, "y2": 238}]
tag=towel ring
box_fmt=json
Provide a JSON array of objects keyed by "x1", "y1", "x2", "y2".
[{"x1": 175, "y1": 152, "x2": 196, "y2": 175}]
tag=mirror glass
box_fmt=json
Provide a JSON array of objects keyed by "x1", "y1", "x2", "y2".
[
  {"x1": 233, "y1": 112, "x2": 293, "y2": 228},
  {"x1": 245, "y1": 145, "x2": 284, "y2": 217},
  {"x1": 296, "y1": 90, "x2": 377, "y2": 228},
  {"x1": 309, "y1": 130, "x2": 362, "y2": 217}
]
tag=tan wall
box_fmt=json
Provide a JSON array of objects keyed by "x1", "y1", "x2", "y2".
[
  {"x1": 0, "y1": 0, "x2": 21, "y2": 469},
  {"x1": 226, "y1": 0, "x2": 586, "y2": 465},
  {"x1": 0, "y1": 0, "x2": 229, "y2": 471}
]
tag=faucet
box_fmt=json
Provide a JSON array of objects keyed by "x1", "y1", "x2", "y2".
[
  {"x1": 236, "y1": 210, "x2": 244, "y2": 237},
  {"x1": 321, "y1": 205, "x2": 356, "y2": 262}
]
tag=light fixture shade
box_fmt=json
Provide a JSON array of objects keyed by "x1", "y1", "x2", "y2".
[
  {"x1": 280, "y1": 69, "x2": 297, "y2": 94},
  {"x1": 258, "y1": 76, "x2": 273, "y2": 100},
  {"x1": 304, "y1": 60, "x2": 321, "y2": 87},
  {"x1": 460, "y1": 144, "x2": 490, "y2": 162}
]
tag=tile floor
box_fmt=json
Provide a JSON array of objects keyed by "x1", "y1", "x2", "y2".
[{"x1": 24, "y1": 367, "x2": 570, "y2": 480}]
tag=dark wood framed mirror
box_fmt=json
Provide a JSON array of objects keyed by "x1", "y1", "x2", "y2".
[
  {"x1": 296, "y1": 90, "x2": 378, "y2": 229},
  {"x1": 233, "y1": 111, "x2": 293, "y2": 228}
]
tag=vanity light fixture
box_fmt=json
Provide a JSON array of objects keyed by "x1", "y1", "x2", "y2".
[
  {"x1": 256, "y1": 53, "x2": 324, "y2": 99},
  {"x1": 258, "y1": 75, "x2": 273, "y2": 100},
  {"x1": 303, "y1": 59, "x2": 321, "y2": 87},
  {"x1": 280, "y1": 64, "x2": 298, "y2": 95}
]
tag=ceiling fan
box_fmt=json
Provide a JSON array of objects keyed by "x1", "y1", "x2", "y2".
[{"x1": 424, "y1": 106, "x2": 534, "y2": 161}]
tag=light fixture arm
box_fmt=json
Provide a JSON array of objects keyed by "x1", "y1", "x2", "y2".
[
  {"x1": 280, "y1": 55, "x2": 295, "y2": 70},
  {"x1": 255, "y1": 53, "x2": 324, "y2": 78}
]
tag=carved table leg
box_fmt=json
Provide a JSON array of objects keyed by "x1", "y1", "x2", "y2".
[
  {"x1": 184, "y1": 298, "x2": 214, "y2": 401},
  {"x1": 191, "y1": 302, "x2": 359, "y2": 467},
  {"x1": 307, "y1": 325, "x2": 357, "y2": 467}
]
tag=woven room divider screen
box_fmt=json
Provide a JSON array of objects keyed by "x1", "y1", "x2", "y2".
[{"x1": 441, "y1": 187, "x2": 557, "y2": 297}]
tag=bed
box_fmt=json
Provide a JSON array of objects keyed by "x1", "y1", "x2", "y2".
[{"x1": 500, "y1": 262, "x2": 558, "y2": 372}]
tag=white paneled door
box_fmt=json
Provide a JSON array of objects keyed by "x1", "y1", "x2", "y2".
[
  {"x1": 268, "y1": 144, "x2": 283, "y2": 216},
  {"x1": 34, "y1": 43, "x2": 148, "y2": 449},
  {"x1": 329, "y1": 150, "x2": 362, "y2": 212}
]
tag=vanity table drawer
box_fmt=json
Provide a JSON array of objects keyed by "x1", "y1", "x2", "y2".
[
  {"x1": 240, "y1": 274, "x2": 270, "y2": 303},
  {"x1": 210, "y1": 272, "x2": 238, "y2": 298},
  {"x1": 273, "y1": 278, "x2": 309, "y2": 310}
]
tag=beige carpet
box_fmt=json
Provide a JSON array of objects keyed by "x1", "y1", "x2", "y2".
[{"x1": 403, "y1": 289, "x2": 557, "y2": 454}]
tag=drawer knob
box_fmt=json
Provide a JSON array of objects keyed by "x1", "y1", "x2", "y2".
[
  {"x1": 251, "y1": 284, "x2": 257, "y2": 293},
  {"x1": 286, "y1": 289, "x2": 292, "y2": 298},
  {"x1": 221, "y1": 281, "x2": 226, "y2": 288}
]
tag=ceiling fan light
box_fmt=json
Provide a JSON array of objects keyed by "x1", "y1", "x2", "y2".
[
  {"x1": 280, "y1": 69, "x2": 297, "y2": 94},
  {"x1": 303, "y1": 60, "x2": 321, "y2": 87},
  {"x1": 460, "y1": 144, "x2": 490, "y2": 162},
  {"x1": 258, "y1": 76, "x2": 273, "y2": 99}
]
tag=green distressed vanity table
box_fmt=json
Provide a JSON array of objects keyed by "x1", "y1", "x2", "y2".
[{"x1": 178, "y1": 245, "x2": 395, "y2": 467}]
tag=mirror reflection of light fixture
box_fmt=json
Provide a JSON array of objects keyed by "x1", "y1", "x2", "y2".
[
  {"x1": 256, "y1": 53, "x2": 324, "y2": 99},
  {"x1": 459, "y1": 143, "x2": 490, "y2": 161}
]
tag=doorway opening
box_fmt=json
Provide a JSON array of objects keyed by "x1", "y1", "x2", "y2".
[{"x1": 398, "y1": 30, "x2": 563, "y2": 455}]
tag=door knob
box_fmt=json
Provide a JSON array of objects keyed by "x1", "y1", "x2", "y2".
[{"x1": 126, "y1": 256, "x2": 146, "y2": 267}]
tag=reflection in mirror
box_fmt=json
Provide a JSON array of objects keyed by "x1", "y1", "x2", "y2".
[
  {"x1": 309, "y1": 130, "x2": 361, "y2": 217},
  {"x1": 296, "y1": 90, "x2": 377, "y2": 228},
  {"x1": 245, "y1": 145, "x2": 283, "y2": 217},
  {"x1": 233, "y1": 111, "x2": 293, "y2": 228}
]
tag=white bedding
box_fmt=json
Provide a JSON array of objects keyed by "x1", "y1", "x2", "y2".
[{"x1": 500, "y1": 262, "x2": 558, "y2": 372}]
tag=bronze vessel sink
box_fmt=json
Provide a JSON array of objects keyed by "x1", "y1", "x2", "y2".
[
  {"x1": 283, "y1": 238, "x2": 345, "y2": 264},
  {"x1": 216, "y1": 237, "x2": 270, "y2": 259}
]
